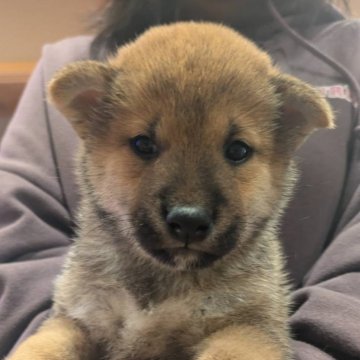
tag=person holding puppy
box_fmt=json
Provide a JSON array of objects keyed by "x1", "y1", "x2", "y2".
[{"x1": 0, "y1": 0, "x2": 359, "y2": 359}]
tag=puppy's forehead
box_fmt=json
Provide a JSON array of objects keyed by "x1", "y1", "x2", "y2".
[
  {"x1": 111, "y1": 22, "x2": 273, "y2": 75},
  {"x1": 109, "y1": 23, "x2": 278, "y2": 135},
  {"x1": 110, "y1": 23, "x2": 274, "y2": 101}
]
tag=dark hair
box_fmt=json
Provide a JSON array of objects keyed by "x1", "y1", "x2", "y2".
[
  {"x1": 90, "y1": 0, "x2": 347, "y2": 60},
  {"x1": 90, "y1": 0, "x2": 178, "y2": 59}
]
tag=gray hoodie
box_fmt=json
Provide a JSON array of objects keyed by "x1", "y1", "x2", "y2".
[{"x1": 1, "y1": 10, "x2": 360, "y2": 360}]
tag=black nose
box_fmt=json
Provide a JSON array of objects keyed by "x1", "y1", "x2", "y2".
[{"x1": 166, "y1": 207, "x2": 212, "y2": 243}]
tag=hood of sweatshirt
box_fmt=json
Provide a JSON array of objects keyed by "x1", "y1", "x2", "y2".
[{"x1": 246, "y1": 0, "x2": 344, "y2": 41}]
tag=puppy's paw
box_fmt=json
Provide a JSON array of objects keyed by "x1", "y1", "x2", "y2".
[
  {"x1": 196, "y1": 348, "x2": 282, "y2": 360},
  {"x1": 6, "y1": 346, "x2": 72, "y2": 360},
  {"x1": 6, "y1": 339, "x2": 89, "y2": 360},
  {"x1": 6, "y1": 317, "x2": 96, "y2": 360},
  {"x1": 195, "y1": 326, "x2": 286, "y2": 360}
]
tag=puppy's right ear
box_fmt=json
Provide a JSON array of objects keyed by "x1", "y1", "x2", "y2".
[
  {"x1": 48, "y1": 61, "x2": 113, "y2": 139},
  {"x1": 271, "y1": 73, "x2": 335, "y2": 151}
]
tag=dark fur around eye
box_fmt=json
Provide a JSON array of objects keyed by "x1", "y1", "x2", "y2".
[{"x1": 130, "y1": 135, "x2": 159, "y2": 160}]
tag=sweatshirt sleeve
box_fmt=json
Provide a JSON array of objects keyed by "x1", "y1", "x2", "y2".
[
  {"x1": 0, "y1": 59, "x2": 73, "y2": 358},
  {"x1": 291, "y1": 145, "x2": 360, "y2": 359}
]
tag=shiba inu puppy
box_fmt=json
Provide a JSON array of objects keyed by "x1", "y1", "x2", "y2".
[{"x1": 8, "y1": 22, "x2": 333, "y2": 360}]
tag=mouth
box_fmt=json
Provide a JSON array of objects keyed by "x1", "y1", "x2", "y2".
[
  {"x1": 149, "y1": 247, "x2": 220, "y2": 269},
  {"x1": 133, "y1": 208, "x2": 240, "y2": 270}
]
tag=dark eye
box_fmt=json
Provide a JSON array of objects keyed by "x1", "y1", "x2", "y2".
[
  {"x1": 130, "y1": 135, "x2": 158, "y2": 159},
  {"x1": 225, "y1": 140, "x2": 253, "y2": 164}
]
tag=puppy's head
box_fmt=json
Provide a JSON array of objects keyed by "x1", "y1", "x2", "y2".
[{"x1": 49, "y1": 23, "x2": 334, "y2": 271}]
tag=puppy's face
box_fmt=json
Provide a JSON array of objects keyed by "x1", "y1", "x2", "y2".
[
  {"x1": 49, "y1": 23, "x2": 333, "y2": 271},
  {"x1": 90, "y1": 85, "x2": 280, "y2": 270}
]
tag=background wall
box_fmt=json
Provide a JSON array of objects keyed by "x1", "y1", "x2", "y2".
[
  {"x1": 0, "y1": 0, "x2": 99, "y2": 62},
  {"x1": 0, "y1": 0, "x2": 359, "y2": 62},
  {"x1": 349, "y1": 0, "x2": 360, "y2": 16}
]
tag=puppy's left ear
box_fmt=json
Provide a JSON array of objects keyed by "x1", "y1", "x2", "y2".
[
  {"x1": 272, "y1": 73, "x2": 335, "y2": 150},
  {"x1": 48, "y1": 61, "x2": 114, "y2": 139}
]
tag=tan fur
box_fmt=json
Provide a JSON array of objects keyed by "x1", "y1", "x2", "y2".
[
  {"x1": 196, "y1": 325, "x2": 283, "y2": 360},
  {"x1": 7, "y1": 317, "x2": 96, "y2": 360},
  {"x1": 9, "y1": 22, "x2": 333, "y2": 360}
]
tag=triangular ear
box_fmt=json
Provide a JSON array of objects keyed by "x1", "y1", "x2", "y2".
[
  {"x1": 272, "y1": 73, "x2": 335, "y2": 150},
  {"x1": 48, "y1": 61, "x2": 113, "y2": 139}
]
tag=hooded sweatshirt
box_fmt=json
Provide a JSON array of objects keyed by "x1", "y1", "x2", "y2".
[{"x1": 0, "y1": 3, "x2": 360, "y2": 360}]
